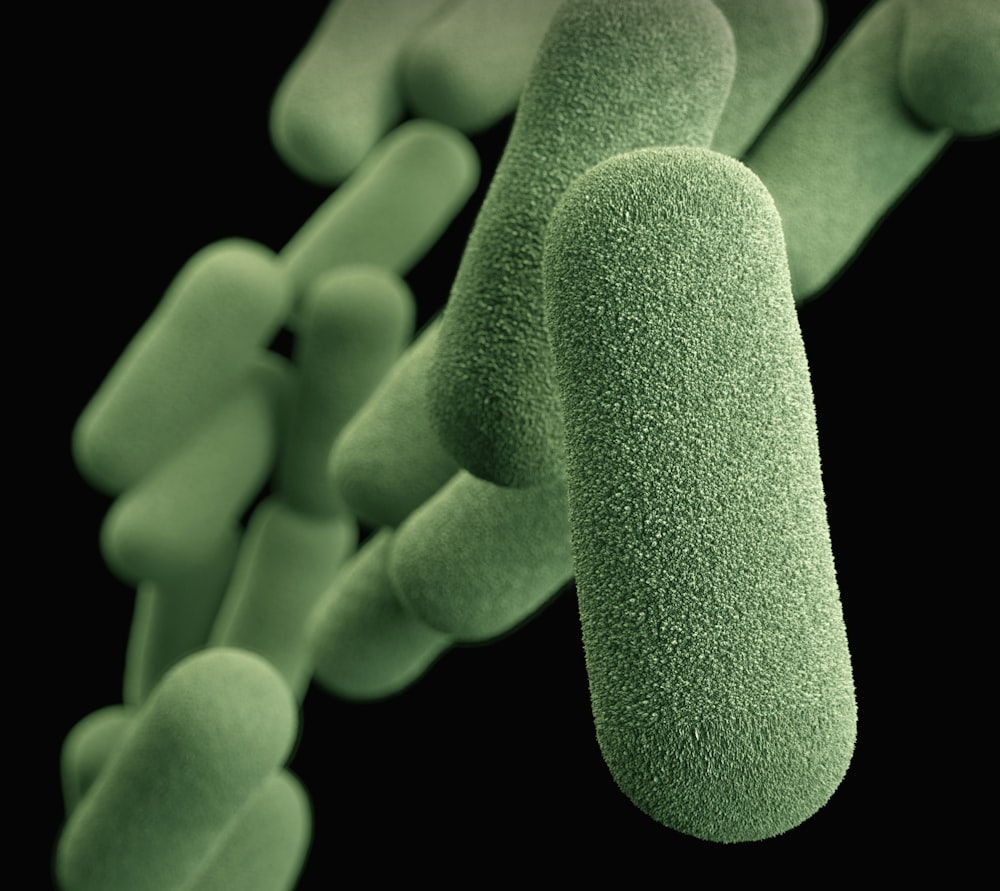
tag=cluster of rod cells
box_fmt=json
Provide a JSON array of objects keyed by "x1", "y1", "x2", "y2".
[{"x1": 56, "y1": 1, "x2": 998, "y2": 887}]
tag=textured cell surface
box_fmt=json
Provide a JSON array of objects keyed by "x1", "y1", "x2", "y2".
[
  {"x1": 711, "y1": 0, "x2": 824, "y2": 157},
  {"x1": 279, "y1": 119, "x2": 479, "y2": 322},
  {"x1": 329, "y1": 317, "x2": 459, "y2": 528},
  {"x1": 270, "y1": 0, "x2": 452, "y2": 184},
  {"x1": 401, "y1": 0, "x2": 564, "y2": 134},
  {"x1": 187, "y1": 771, "x2": 312, "y2": 891},
  {"x1": 55, "y1": 649, "x2": 298, "y2": 891},
  {"x1": 122, "y1": 530, "x2": 240, "y2": 707},
  {"x1": 99, "y1": 355, "x2": 290, "y2": 586},
  {"x1": 544, "y1": 146, "x2": 856, "y2": 842},
  {"x1": 72, "y1": 239, "x2": 293, "y2": 494},
  {"x1": 308, "y1": 530, "x2": 450, "y2": 700},
  {"x1": 210, "y1": 496, "x2": 357, "y2": 700},
  {"x1": 390, "y1": 471, "x2": 573, "y2": 641},
  {"x1": 898, "y1": 0, "x2": 1000, "y2": 135},
  {"x1": 275, "y1": 265, "x2": 415, "y2": 516},
  {"x1": 744, "y1": 0, "x2": 952, "y2": 301},
  {"x1": 429, "y1": 0, "x2": 736, "y2": 487},
  {"x1": 60, "y1": 706, "x2": 134, "y2": 815}
]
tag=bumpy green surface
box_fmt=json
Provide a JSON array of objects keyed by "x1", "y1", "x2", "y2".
[
  {"x1": 275, "y1": 265, "x2": 415, "y2": 516},
  {"x1": 401, "y1": 0, "x2": 564, "y2": 134},
  {"x1": 72, "y1": 239, "x2": 292, "y2": 495},
  {"x1": 429, "y1": 0, "x2": 736, "y2": 486},
  {"x1": 744, "y1": 0, "x2": 952, "y2": 301},
  {"x1": 544, "y1": 146, "x2": 856, "y2": 843},
  {"x1": 55, "y1": 649, "x2": 298, "y2": 891},
  {"x1": 330, "y1": 317, "x2": 459, "y2": 528},
  {"x1": 270, "y1": 0, "x2": 452, "y2": 184},
  {"x1": 60, "y1": 706, "x2": 134, "y2": 815},
  {"x1": 308, "y1": 531, "x2": 450, "y2": 700},
  {"x1": 711, "y1": 0, "x2": 824, "y2": 157},
  {"x1": 390, "y1": 471, "x2": 573, "y2": 641},
  {"x1": 899, "y1": 0, "x2": 1000, "y2": 135},
  {"x1": 188, "y1": 771, "x2": 312, "y2": 891}
]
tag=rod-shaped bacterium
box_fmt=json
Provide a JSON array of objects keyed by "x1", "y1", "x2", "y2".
[
  {"x1": 429, "y1": 0, "x2": 736, "y2": 486},
  {"x1": 898, "y1": 0, "x2": 1000, "y2": 136},
  {"x1": 743, "y1": 0, "x2": 953, "y2": 301},
  {"x1": 710, "y1": 0, "x2": 824, "y2": 158},
  {"x1": 55, "y1": 648, "x2": 298, "y2": 891},
  {"x1": 275, "y1": 265, "x2": 416, "y2": 516},
  {"x1": 389, "y1": 471, "x2": 573, "y2": 642},
  {"x1": 270, "y1": 0, "x2": 452, "y2": 184},
  {"x1": 72, "y1": 239, "x2": 293, "y2": 494},
  {"x1": 279, "y1": 119, "x2": 479, "y2": 323},
  {"x1": 401, "y1": 0, "x2": 564, "y2": 134},
  {"x1": 544, "y1": 146, "x2": 856, "y2": 843}
]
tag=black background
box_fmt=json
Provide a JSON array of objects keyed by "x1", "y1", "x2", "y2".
[{"x1": 36, "y1": 0, "x2": 994, "y2": 883}]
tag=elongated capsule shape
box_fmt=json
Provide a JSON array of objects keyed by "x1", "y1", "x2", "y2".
[
  {"x1": 60, "y1": 706, "x2": 134, "y2": 815},
  {"x1": 390, "y1": 471, "x2": 573, "y2": 641},
  {"x1": 187, "y1": 770, "x2": 311, "y2": 891},
  {"x1": 270, "y1": 0, "x2": 452, "y2": 184},
  {"x1": 710, "y1": 0, "x2": 824, "y2": 158},
  {"x1": 99, "y1": 355, "x2": 290, "y2": 586},
  {"x1": 429, "y1": 0, "x2": 736, "y2": 487},
  {"x1": 123, "y1": 529, "x2": 241, "y2": 706},
  {"x1": 329, "y1": 317, "x2": 459, "y2": 528},
  {"x1": 308, "y1": 531, "x2": 450, "y2": 700},
  {"x1": 279, "y1": 119, "x2": 479, "y2": 321},
  {"x1": 55, "y1": 648, "x2": 298, "y2": 891},
  {"x1": 544, "y1": 146, "x2": 856, "y2": 843},
  {"x1": 743, "y1": 0, "x2": 952, "y2": 301},
  {"x1": 401, "y1": 0, "x2": 564, "y2": 134},
  {"x1": 898, "y1": 0, "x2": 1000, "y2": 136},
  {"x1": 275, "y1": 265, "x2": 415, "y2": 516},
  {"x1": 210, "y1": 496, "x2": 357, "y2": 700},
  {"x1": 72, "y1": 238, "x2": 293, "y2": 494}
]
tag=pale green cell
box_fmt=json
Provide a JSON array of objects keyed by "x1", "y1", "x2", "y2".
[
  {"x1": 401, "y1": 0, "x2": 564, "y2": 134},
  {"x1": 187, "y1": 770, "x2": 312, "y2": 891},
  {"x1": 744, "y1": 0, "x2": 952, "y2": 301},
  {"x1": 544, "y1": 146, "x2": 856, "y2": 843},
  {"x1": 429, "y1": 0, "x2": 736, "y2": 487},
  {"x1": 899, "y1": 0, "x2": 1000, "y2": 135},
  {"x1": 270, "y1": 0, "x2": 453, "y2": 185},
  {"x1": 711, "y1": 0, "x2": 824, "y2": 157},
  {"x1": 329, "y1": 317, "x2": 459, "y2": 528},
  {"x1": 55, "y1": 648, "x2": 298, "y2": 891},
  {"x1": 389, "y1": 471, "x2": 572, "y2": 642},
  {"x1": 308, "y1": 530, "x2": 450, "y2": 700},
  {"x1": 275, "y1": 265, "x2": 415, "y2": 517},
  {"x1": 279, "y1": 119, "x2": 479, "y2": 323},
  {"x1": 122, "y1": 530, "x2": 241, "y2": 707},
  {"x1": 60, "y1": 706, "x2": 134, "y2": 816},
  {"x1": 210, "y1": 496, "x2": 357, "y2": 701},
  {"x1": 99, "y1": 355, "x2": 290, "y2": 586},
  {"x1": 72, "y1": 238, "x2": 293, "y2": 495}
]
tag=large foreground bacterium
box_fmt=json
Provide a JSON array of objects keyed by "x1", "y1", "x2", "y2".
[{"x1": 545, "y1": 146, "x2": 856, "y2": 842}]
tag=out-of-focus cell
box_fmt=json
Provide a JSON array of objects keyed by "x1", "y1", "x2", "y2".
[
  {"x1": 330, "y1": 317, "x2": 459, "y2": 528},
  {"x1": 275, "y1": 265, "x2": 415, "y2": 517},
  {"x1": 270, "y1": 0, "x2": 453, "y2": 185},
  {"x1": 72, "y1": 239, "x2": 293, "y2": 495},
  {"x1": 401, "y1": 0, "x2": 564, "y2": 134}
]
